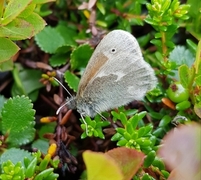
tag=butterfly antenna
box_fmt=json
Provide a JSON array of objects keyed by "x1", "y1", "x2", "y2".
[
  {"x1": 56, "y1": 98, "x2": 74, "y2": 114},
  {"x1": 56, "y1": 102, "x2": 67, "y2": 115},
  {"x1": 53, "y1": 77, "x2": 73, "y2": 98},
  {"x1": 80, "y1": 113, "x2": 88, "y2": 135}
]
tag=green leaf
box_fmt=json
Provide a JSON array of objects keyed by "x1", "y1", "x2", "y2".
[
  {"x1": 18, "y1": 4, "x2": 36, "y2": 18},
  {"x1": 178, "y1": 64, "x2": 193, "y2": 88},
  {"x1": 101, "y1": 120, "x2": 110, "y2": 127},
  {"x1": 55, "y1": 23, "x2": 77, "y2": 46},
  {"x1": 159, "y1": 115, "x2": 171, "y2": 127},
  {"x1": 111, "y1": 133, "x2": 122, "y2": 141},
  {"x1": 117, "y1": 139, "x2": 127, "y2": 146},
  {"x1": 153, "y1": 127, "x2": 165, "y2": 138},
  {"x1": 149, "y1": 136, "x2": 156, "y2": 147},
  {"x1": 55, "y1": 44, "x2": 73, "y2": 54},
  {"x1": 143, "y1": 124, "x2": 153, "y2": 135},
  {"x1": 0, "y1": 17, "x2": 33, "y2": 40},
  {"x1": 0, "y1": 37, "x2": 20, "y2": 61},
  {"x1": 0, "y1": 148, "x2": 32, "y2": 167},
  {"x1": 150, "y1": 39, "x2": 162, "y2": 47},
  {"x1": 0, "y1": 59, "x2": 14, "y2": 71},
  {"x1": 1, "y1": 96, "x2": 35, "y2": 147},
  {"x1": 130, "y1": 17, "x2": 144, "y2": 26},
  {"x1": 116, "y1": 128, "x2": 126, "y2": 136},
  {"x1": 166, "y1": 24, "x2": 178, "y2": 39},
  {"x1": 195, "y1": 40, "x2": 201, "y2": 75},
  {"x1": 176, "y1": 100, "x2": 191, "y2": 111},
  {"x1": 0, "y1": 38, "x2": 20, "y2": 71},
  {"x1": 38, "y1": 122, "x2": 57, "y2": 140},
  {"x1": 165, "y1": 40, "x2": 175, "y2": 49},
  {"x1": 96, "y1": 129, "x2": 105, "y2": 139},
  {"x1": 34, "y1": 168, "x2": 55, "y2": 180},
  {"x1": 1, "y1": 0, "x2": 32, "y2": 25},
  {"x1": 35, "y1": 26, "x2": 65, "y2": 54},
  {"x1": 155, "y1": 51, "x2": 164, "y2": 62},
  {"x1": 148, "y1": 111, "x2": 164, "y2": 120},
  {"x1": 187, "y1": 0, "x2": 201, "y2": 17},
  {"x1": 21, "y1": 12, "x2": 46, "y2": 37},
  {"x1": 32, "y1": 139, "x2": 49, "y2": 154},
  {"x1": 32, "y1": 0, "x2": 56, "y2": 4},
  {"x1": 119, "y1": 112, "x2": 127, "y2": 126},
  {"x1": 136, "y1": 138, "x2": 151, "y2": 147},
  {"x1": 126, "y1": 122, "x2": 134, "y2": 135},
  {"x1": 144, "y1": 16, "x2": 156, "y2": 26},
  {"x1": 161, "y1": 170, "x2": 170, "y2": 178},
  {"x1": 137, "y1": 127, "x2": 145, "y2": 137},
  {"x1": 143, "y1": 150, "x2": 156, "y2": 168},
  {"x1": 158, "y1": 25, "x2": 167, "y2": 32},
  {"x1": 39, "y1": 156, "x2": 50, "y2": 171},
  {"x1": 64, "y1": 70, "x2": 80, "y2": 92},
  {"x1": 137, "y1": 34, "x2": 151, "y2": 47},
  {"x1": 169, "y1": 46, "x2": 194, "y2": 67},
  {"x1": 0, "y1": 160, "x2": 25, "y2": 179},
  {"x1": 138, "y1": 111, "x2": 147, "y2": 120},
  {"x1": 130, "y1": 115, "x2": 139, "y2": 129},
  {"x1": 195, "y1": 75, "x2": 201, "y2": 86},
  {"x1": 25, "y1": 157, "x2": 37, "y2": 178},
  {"x1": 124, "y1": 109, "x2": 138, "y2": 117},
  {"x1": 170, "y1": 0, "x2": 180, "y2": 12},
  {"x1": 105, "y1": 14, "x2": 117, "y2": 22},
  {"x1": 0, "y1": 95, "x2": 7, "y2": 115},
  {"x1": 186, "y1": 39, "x2": 197, "y2": 54},
  {"x1": 24, "y1": 157, "x2": 31, "y2": 169},
  {"x1": 111, "y1": 111, "x2": 120, "y2": 120},
  {"x1": 97, "y1": 2, "x2": 106, "y2": 15},
  {"x1": 0, "y1": 8, "x2": 45, "y2": 41},
  {"x1": 154, "y1": 32, "x2": 162, "y2": 38},
  {"x1": 131, "y1": 131, "x2": 138, "y2": 140},
  {"x1": 115, "y1": 1, "x2": 124, "y2": 11},
  {"x1": 96, "y1": 20, "x2": 108, "y2": 27},
  {"x1": 194, "y1": 102, "x2": 201, "y2": 118},
  {"x1": 12, "y1": 68, "x2": 44, "y2": 101},
  {"x1": 161, "y1": 0, "x2": 171, "y2": 11},
  {"x1": 152, "y1": 157, "x2": 165, "y2": 170},
  {"x1": 16, "y1": 69, "x2": 43, "y2": 94},
  {"x1": 49, "y1": 53, "x2": 68, "y2": 67},
  {"x1": 70, "y1": 44, "x2": 93, "y2": 70}
]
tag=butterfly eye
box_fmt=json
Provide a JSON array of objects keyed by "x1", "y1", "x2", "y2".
[{"x1": 110, "y1": 48, "x2": 117, "y2": 54}]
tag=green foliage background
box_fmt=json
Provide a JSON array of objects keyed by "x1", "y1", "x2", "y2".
[{"x1": 0, "y1": 0, "x2": 200, "y2": 179}]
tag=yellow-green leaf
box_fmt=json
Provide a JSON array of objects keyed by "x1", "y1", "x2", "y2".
[
  {"x1": 83, "y1": 150, "x2": 123, "y2": 180},
  {"x1": 2, "y1": 0, "x2": 32, "y2": 25}
]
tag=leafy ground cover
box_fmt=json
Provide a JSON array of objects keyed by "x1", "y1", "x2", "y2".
[{"x1": 0, "y1": 0, "x2": 201, "y2": 179}]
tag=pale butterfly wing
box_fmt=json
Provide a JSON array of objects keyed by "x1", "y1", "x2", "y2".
[{"x1": 76, "y1": 30, "x2": 157, "y2": 117}]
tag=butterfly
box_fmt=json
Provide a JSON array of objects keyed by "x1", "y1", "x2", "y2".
[{"x1": 55, "y1": 30, "x2": 157, "y2": 131}]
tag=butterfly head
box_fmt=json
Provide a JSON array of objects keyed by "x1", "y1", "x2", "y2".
[{"x1": 75, "y1": 97, "x2": 97, "y2": 118}]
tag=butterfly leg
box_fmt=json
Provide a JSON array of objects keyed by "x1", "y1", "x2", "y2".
[{"x1": 80, "y1": 113, "x2": 89, "y2": 135}]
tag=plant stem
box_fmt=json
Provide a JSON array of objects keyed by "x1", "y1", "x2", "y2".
[{"x1": 161, "y1": 31, "x2": 168, "y2": 62}]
